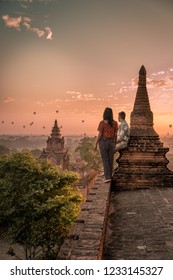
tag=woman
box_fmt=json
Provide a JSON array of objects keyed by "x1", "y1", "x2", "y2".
[{"x1": 95, "y1": 107, "x2": 118, "y2": 183}]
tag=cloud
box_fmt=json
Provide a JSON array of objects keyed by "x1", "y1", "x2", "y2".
[
  {"x1": 6, "y1": 0, "x2": 55, "y2": 3},
  {"x1": 147, "y1": 69, "x2": 173, "y2": 91},
  {"x1": 67, "y1": 91, "x2": 96, "y2": 101},
  {"x1": 107, "y1": 82, "x2": 116, "y2": 86},
  {"x1": 127, "y1": 70, "x2": 173, "y2": 92},
  {"x1": 119, "y1": 86, "x2": 129, "y2": 93},
  {"x1": 80, "y1": 94, "x2": 96, "y2": 101},
  {"x1": 66, "y1": 91, "x2": 81, "y2": 95},
  {"x1": 3, "y1": 97, "x2": 15, "y2": 104},
  {"x1": 157, "y1": 71, "x2": 165, "y2": 75},
  {"x1": 38, "y1": 0, "x2": 56, "y2": 3},
  {"x1": 23, "y1": 21, "x2": 31, "y2": 30},
  {"x1": 146, "y1": 75, "x2": 173, "y2": 90},
  {"x1": 2, "y1": 15, "x2": 53, "y2": 40},
  {"x1": 151, "y1": 71, "x2": 165, "y2": 76},
  {"x1": 23, "y1": 17, "x2": 31, "y2": 22},
  {"x1": 45, "y1": 27, "x2": 53, "y2": 40},
  {"x1": 131, "y1": 76, "x2": 138, "y2": 87},
  {"x1": 36, "y1": 98, "x2": 64, "y2": 107},
  {"x1": 19, "y1": 0, "x2": 32, "y2": 8},
  {"x1": 147, "y1": 78, "x2": 167, "y2": 88},
  {"x1": 167, "y1": 76, "x2": 173, "y2": 81},
  {"x1": 2, "y1": 0, "x2": 32, "y2": 2},
  {"x1": 21, "y1": 4, "x2": 28, "y2": 8},
  {"x1": 36, "y1": 101, "x2": 45, "y2": 107},
  {"x1": 155, "y1": 111, "x2": 173, "y2": 117},
  {"x1": 2, "y1": 15, "x2": 22, "y2": 31},
  {"x1": 162, "y1": 87, "x2": 173, "y2": 92},
  {"x1": 40, "y1": 0, "x2": 55, "y2": 2},
  {"x1": 18, "y1": 0, "x2": 32, "y2": 2},
  {"x1": 31, "y1": 27, "x2": 45, "y2": 38},
  {"x1": 25, "y1": 24, "x2": 53, "y2": 40}
]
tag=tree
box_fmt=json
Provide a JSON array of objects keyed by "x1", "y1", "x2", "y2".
[
  {"x1": 75, "y1": 136, "x2": 102, "y2": 171},
  {"x1": 31, "y1": 149, "x2": 42, "y2": 158},
  {"x1": 0, "y1": 145, "x2": 10, "y2": 156},
  {"x1": 0, "y1": 152, "x2": 82, "y2": 259}
]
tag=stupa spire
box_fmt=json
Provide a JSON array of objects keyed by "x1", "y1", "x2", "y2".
[
  {"x1": 130, "y1": 65, "x2": 157, "y2": 136},
  {"x1": 51, "y1": 119, "x2": 61, "y2": 138},
  {"x1": 139, "y1": 65, "x2": 146, "y2": 75},
  {"x1": 133, "y1": 65, "x2": 151, "y2": 111},
  {"x1": 54, "y1": 119, "x2": 58, "y2": 128}
]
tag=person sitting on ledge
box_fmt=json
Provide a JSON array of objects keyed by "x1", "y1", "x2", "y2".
[{"x1": 115, "y1": 111, "x2": 130, "y2": 152}]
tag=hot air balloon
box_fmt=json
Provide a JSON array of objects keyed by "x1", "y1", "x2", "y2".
[
  {"x1": 33, "y1": 112, "x2": 36, "y2": 115},
  {"x1": 82, "y1": 120, "x2": 85, "y2": 123},
  {"x1": 23, "y1": 125, "x2": 26, "y2": 128},
  {"x1": 11, "y1": 122, "x2": 14, "y2": 125},
  {"x1": 43, "y1": 126, "x2": 45, "y2": 129},
  {"x1": 56, "y1": 110, "x2": 59, "y2": 113},
  {"x1": 169, "y1": 124, "x2": 172, "y2": 128},
  {"x1": 2, "y1": 121, "x2": 4, "y2": 124}
]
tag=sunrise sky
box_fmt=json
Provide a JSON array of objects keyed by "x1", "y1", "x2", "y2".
[{"x1": 0, "y1": 0, "x2": 173, "y2": 136}]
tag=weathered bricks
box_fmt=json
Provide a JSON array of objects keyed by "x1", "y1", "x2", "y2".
[
  {"x1": 103, "y1": 188, "x2": 173, "y2": 260},
  {"x1": 57, "y1": 175, "x2": 111, "y2": 259}
]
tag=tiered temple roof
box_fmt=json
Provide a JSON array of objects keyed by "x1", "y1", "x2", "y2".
[{"x1": 40, "y1": 119, "x2": 69, "y2": 169}]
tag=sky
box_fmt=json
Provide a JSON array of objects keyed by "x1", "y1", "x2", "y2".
[{"x1": 0, "y1": 0, "x2": 173, "y2": 136}]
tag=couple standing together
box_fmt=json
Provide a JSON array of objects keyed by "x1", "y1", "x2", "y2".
[{"x1": 95, "y1": 107, "x2": 130, "y2": 183}]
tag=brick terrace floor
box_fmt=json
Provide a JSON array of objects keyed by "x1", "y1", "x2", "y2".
[{"x1": 103, "y1": 188, "x2": 173, "y2": 260}]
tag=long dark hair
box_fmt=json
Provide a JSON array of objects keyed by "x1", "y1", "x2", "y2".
[{"x1": 103, "y1": 107, "x2": 114, "y2": 126}]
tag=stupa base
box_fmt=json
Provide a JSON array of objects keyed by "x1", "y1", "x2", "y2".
[{"x1": 112, "y1": 169, "x2": 173, "y2": 191}]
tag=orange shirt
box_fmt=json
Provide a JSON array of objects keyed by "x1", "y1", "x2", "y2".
[{"x1": 97, "y1": 120, "x2": 118, "y2": 139}]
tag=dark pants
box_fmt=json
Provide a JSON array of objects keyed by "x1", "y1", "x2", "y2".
[{"x1": 99, "y1": 138, "x2": 114, "y2": 180}]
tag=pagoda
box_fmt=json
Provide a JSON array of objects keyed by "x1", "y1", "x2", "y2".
[
  {"x1": 113, "y1": 65, "x2": 173, "y2": 190},
  {"x1": 40, "y1": 119, "x2": 69, "y2": 170}
]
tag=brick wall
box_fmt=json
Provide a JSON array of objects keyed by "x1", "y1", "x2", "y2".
[{"x1": 57, "y1": 175, "x2": 111, "y2": 260}]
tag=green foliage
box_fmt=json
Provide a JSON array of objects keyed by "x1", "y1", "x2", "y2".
[
  {"x1": 75, "y1": 137, "x2": 102, "y2": 171},
  {"x1": 0, "y1": 145, "x2": 10, "y2": 156},
  {"x1": 30, "y1": 149, "x2": 42, "y2": 158},
  {"x1": 0, "y1": 152, "x2": 82, "y2": 259}
]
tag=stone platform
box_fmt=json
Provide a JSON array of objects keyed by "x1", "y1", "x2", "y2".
[{"x1": 103, "y1": 187, "x2": 173, "y2": 260}]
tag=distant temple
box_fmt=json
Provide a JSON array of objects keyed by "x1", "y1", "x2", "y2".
[
  {"x1": 40, "y1": 120, "x2": 69, "y2": 170},
  {"x1": 113, "y1": 65, "x2": 173, "y2": 190}
]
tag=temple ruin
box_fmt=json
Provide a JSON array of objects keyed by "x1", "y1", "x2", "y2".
[
  {"x1": 113, "y1": 65, "x2": 173, "y2": 190},
  {"x1": 40, "y1": 119, "x2": 69, "y2": 170}
]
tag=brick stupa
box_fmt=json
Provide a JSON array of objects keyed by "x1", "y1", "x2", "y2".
[
  {"x1": 113, "y1": 65, "x2": 173, "y2": 190},
  {"x1": 40, "y1": 119, "x2": 69, "y2": 170}
]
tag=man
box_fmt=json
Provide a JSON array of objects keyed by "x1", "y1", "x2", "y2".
[{"x1": 115, "y1": 111, "x2": 130, "y2": 152}]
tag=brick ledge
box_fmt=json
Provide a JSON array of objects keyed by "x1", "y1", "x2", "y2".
[{"x1": 57, "y1": 176, "x2": 111, "y2": 260}]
